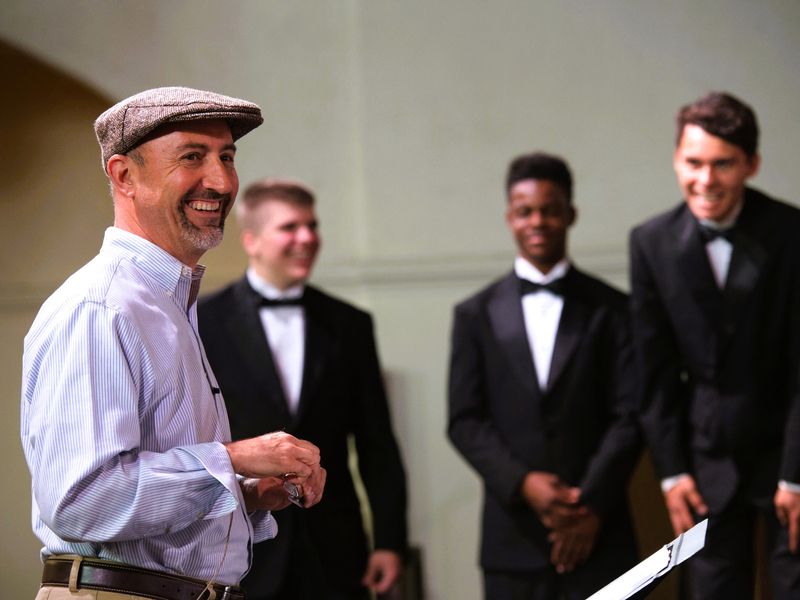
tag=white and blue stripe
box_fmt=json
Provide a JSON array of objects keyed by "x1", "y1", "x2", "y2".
[{"x1": 21, "y1": 227, "x2": 275, "y2": 585}]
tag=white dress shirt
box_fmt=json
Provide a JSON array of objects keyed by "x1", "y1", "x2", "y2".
[
  {"x1": 699, "y1": 200, "x2": 742, "y2": 289},
  {"x1": 514, "y1": 256, "x2": 570, "y2": 391},
  {"x1": 246, "y1": 269, "x2": 305, "y2": 414}
]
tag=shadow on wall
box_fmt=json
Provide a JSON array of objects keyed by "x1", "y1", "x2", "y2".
[
  {"x1": 0, "y1": 38, "x2": 112, "y2": 596},
  {"x1": 0, "y1": 38, "x2": 113, "y2": 294}
]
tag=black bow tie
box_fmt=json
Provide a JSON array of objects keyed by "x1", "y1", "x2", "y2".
[
  {"x1": 519, "y1": 277, "x2": 565, "y2": 297},
  {"x1": 259, "y1": 295, "x2": 305, "y2": 308},
  {"x1": 698, "y1": 224, "x2": 736, "y2": 243}
]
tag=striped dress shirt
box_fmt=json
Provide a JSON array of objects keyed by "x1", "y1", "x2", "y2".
[{"x1": 21, "y1": 227, "x2": 275, "y2": 586}]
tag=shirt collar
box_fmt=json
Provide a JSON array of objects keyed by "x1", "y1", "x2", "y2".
[
  {"x1": 101, "y1": 227, "x2": 206, "y2": 309},
  {"x1": 514, "y1": 256, "x2": 570, "y2": 284},
  {"x1": 246, "y1": 267, "x2": 305, "y2": 300},
  {"x1": 698, "y1": 196, "x2": 744, "y2": 231}
]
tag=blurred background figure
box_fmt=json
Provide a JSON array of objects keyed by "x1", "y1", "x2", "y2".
[
  {"x1": 448, "y1": 153, "x2": 641, "y2": 600},
  {"x1": 630, "y1": 92, "x2": 800, "y2": 599},
  {"x1": 199, "y1": 179, "x2": 408, "y2": 600}
]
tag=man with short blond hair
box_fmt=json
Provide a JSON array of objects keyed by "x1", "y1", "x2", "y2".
[{"x1": 199, "y1": 178, "x2": 408, "y2": 600}]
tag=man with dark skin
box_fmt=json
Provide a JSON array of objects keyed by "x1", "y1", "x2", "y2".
[{"x1": 448, "y1": 152, "x2": 640, "y2": 599}]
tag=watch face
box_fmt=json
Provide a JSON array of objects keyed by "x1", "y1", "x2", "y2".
[{"x1": 283, "y1": 480, "x2": 305, "y2": 508}]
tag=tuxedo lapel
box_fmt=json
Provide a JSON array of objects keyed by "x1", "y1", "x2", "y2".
[
  {"x1": 720, "y1": 195, "x2": 767, "y2": 348},
  {"x1": 487, "y1": 274, "x2": 540, "y2": 398},
  {"x1": 546, "y1": 269, "x2": 588, "y2": 392},
  {"x1": 673, "y1": 207, "x2": 723, "y2": 328},
  {"x1": 294, "y1": 288, "x2": 333, "y2": 424},
  {"x1": 229, "y1": 279, "x2": 292, "y2": 420}
]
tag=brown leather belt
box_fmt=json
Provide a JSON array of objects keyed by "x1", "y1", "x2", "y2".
[{"x1": 42, "y1": 556, "x2": 245, "y2": 600}]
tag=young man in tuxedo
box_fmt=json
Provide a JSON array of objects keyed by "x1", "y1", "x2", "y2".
[
  {"x1": 199, "y1": 179, "x2": 408, "y2": 600},
  {"x1": 630, "y1": 92, "x2": 800, "y2": 598},
  {"x1": 448, "y1": 152, "x2": 641, "y2": 599}
]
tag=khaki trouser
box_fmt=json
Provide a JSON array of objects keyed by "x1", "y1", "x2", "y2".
[{"x1": 35, "y1": 587, "x2": 152, "y2": 600}]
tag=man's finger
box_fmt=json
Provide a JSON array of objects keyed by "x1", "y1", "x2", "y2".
[{"x1": 687, "y1": 488, "x2": 709, "y2": 517}]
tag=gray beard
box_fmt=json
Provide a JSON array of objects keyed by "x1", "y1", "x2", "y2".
[{"x1": 178, "y1": 203, "x2": 226, "y2": 251}]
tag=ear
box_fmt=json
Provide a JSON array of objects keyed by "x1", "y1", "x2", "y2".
[
  {"x1": 240, "y1": 228, "x2": 258, "y2": 257},
  {"x1": 504, "y1": 201, "x2": 514, "y2": 228},
  {"x1": 106, "y1": 154, "x2": 135, "y2": 198},
  {"x1": 746, "y1": 153, "x2": 761, "y2": 179},
  {"x1": 672, "y1": 147, "x2": 683, "y2": 175},
  {"x1": 567, "y1": 204, "x2": 577, "y2": 227}
]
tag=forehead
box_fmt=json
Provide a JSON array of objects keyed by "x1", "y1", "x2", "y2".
[
  {"x1": 257, "y1": 198, "x2": 317, "y2": 223},
  {"x1": 508, "y1": 179, "x2": 567, "y2": 204},
  {"x1": 137, "y1": 119, "x2": 234, "y2": 153},
  {"x1": 676, "y1": 124, "x2": 744, "y2": 158}
]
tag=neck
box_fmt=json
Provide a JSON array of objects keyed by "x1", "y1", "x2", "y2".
[{"x1": 250, "y1": 266, "x2": 306, "y2": 291}]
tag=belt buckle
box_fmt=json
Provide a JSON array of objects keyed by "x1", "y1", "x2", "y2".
[{"x1": 220, "y1": 585, "x2": 234, "y2": 600}]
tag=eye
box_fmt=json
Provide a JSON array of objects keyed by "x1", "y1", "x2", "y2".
[
  {"x1": 714, "y1": 159, "x2": 734, "y2": 171},
  {"x1": 515, "y1": 207, "x2": 531, "y2": 218},
  {"x1": 221, "y1": 153, "x2": 235, "y2": 163},
  {"x1": 183, "y1": 152, "x2": 202, "y2": 161}
]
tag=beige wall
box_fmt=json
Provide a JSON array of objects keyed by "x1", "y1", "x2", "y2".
[
  {"x1": 1, "y1": 2, "x2": 799, "y2": 598},
  {"x1": 0, "y1": 40, "x2": 114, "y2": 599}
]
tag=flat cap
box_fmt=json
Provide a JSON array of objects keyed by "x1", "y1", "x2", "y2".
[{"x1": 94, "y1": 86, "x2": 263, "y2": 169}]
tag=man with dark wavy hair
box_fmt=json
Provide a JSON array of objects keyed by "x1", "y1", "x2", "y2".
[{"x1": 630, "y1": 91, "x2": 800, "y2": 598}]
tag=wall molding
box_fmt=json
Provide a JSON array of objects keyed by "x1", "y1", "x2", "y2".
[{"x1": 1, "y1": 244, "x2": 629, "y2": 309}]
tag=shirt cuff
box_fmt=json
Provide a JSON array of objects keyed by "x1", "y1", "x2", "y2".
[
  {"x1": 250, "y1": 511, "x2": 278, "y2": 543},
  {"x1": 778, "y1": 480, "x2": 800, "y2": 494},
  {"x1": 660, "y1": 473, "x2": 690, "y2": 493}
]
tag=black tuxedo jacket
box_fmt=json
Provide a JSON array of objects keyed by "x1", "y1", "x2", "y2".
[
  {"x1": 630, "y1": 188, "x2": 800, "y2": 512},
  {"x1": 447, "y1": 266, "x2": 640, "y2": 587},
  {"x1": 198, "y1": 278, "x2": 407, "y2": 596}
]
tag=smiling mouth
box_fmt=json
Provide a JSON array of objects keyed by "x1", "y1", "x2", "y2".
[
  {"x1": 288, "y1": 253, "x2": 317, "y2": 266},
  {"x1": 187, "y1": 199, "x2": 221, "y2": 212},
  {"x1": 527, "y1": 231, "x2": 549, "y2": 243},
  {"x1": 693, "y1": 191, "x2": 724, "y2": 202}
]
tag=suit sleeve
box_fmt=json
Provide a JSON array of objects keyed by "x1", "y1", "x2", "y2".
[
  {"x1": 780, "y1": 236, "x2": 800, "y2": 483},
  {"x1": 578, "y1": 305, "x2": 642, "y2": 516},
  {"x1": 783, "y1": 368, "x2": 800, "y2": 483},
  {"x1": 447, "y1": 302, "x2": 531, "y2": 506},
  {"x1": 351, "y1": 313, "x2": 408, "y2": 554},
  {"x1": 629, "y1": 228, "x2": 690, "y2": 479}
]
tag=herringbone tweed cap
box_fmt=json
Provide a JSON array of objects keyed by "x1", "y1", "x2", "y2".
[{"x1": 94, "y1": 86, "x2": 263, "y2": 169}]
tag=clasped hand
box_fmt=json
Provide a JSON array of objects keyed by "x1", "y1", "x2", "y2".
[
  {"x1": 521, "y1": 471, "x2": 600, "y2": 573},
  {"x1": 226, "y1": 431, "x2": 326, "y2": 511}
]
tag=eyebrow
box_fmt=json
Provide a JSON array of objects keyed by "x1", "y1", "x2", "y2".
[{"x1": 175, "y1": 142, "x2": 237, "y2": 153}]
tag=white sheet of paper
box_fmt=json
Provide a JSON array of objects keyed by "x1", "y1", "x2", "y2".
[{"x1": 585, "y1": 519, "x2": 708, "y2": 600}]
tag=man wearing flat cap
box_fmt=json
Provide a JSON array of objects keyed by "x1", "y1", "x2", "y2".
[{"x1": 21, "y1": 86, "x2": 326, "y2": 600}]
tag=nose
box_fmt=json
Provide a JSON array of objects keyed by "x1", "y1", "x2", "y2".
[
  {"x1": 697, "y1": 165, "x2": 717, "y2": 188},
  {"x1": 202, "y1": 157, "x2": 237, "y2": 194},
  {"x1": 297, "y1": 226, "x2": 319, "y2": 244},
  {"x1": 527, "y1": 209, "x2": 545, "y2": 227}
]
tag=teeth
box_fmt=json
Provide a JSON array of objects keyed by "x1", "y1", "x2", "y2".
[{"x1": 188, "y1": 200, "x2": 219, "y2": 212}]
